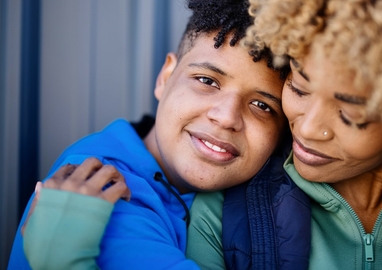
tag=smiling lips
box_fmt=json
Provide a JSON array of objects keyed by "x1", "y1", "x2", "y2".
[
  {"x1": 293, "y1": 138, "x2": 337, "y2": 166},
  {"x1": 190, "y1": 131, "x2": 239, "y2": 162}
]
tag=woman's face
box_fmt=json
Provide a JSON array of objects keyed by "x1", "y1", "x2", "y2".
[{"x1": 282, "y1": 49, "x2": 382, "y2": 183}]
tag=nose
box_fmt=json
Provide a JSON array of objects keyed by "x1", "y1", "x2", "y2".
[
  {"x1": 206, "y1": 94, "x2": 244, "y2": 131},
  {"x1": 298, "y1": 99, "x2": 334, "y2": 140}
]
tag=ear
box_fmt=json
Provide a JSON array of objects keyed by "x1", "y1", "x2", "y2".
[{"x1": 154, "y1": 52, "x2": 178, "y2": 100}]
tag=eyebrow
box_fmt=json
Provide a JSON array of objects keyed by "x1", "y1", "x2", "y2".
[
  {"x1": 291, "y1": 59, "x2": 310, "y2": 81},
  {"x1": 188, "y1": 62, "x2": 227, "y2": 76},
  {"x1": 334, "y1": 93, "x2": 366, "y2": 105}
]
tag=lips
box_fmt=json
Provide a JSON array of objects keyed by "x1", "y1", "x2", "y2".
[
  {"x1": 292, "y1": 137, "x2": 337, "y2": 166},
  {"x1": 189, "y1": 131, "x2": 239, "y2": 162}
]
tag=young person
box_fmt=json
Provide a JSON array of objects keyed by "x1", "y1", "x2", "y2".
[
  {"x1": 187, "y1": 0, "x2": 382, "y2": 269},
  {"x1": 8, "y1": 0, "x2": 311, "y2": 269}
]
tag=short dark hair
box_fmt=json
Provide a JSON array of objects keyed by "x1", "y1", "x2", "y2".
[{"x1": 177, "y1": 0, "x2": 290, "y2": 79}]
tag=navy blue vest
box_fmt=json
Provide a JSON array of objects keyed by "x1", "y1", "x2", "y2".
[{"x1": 223, "y1": 145, "x2": 311, "y2": 269}]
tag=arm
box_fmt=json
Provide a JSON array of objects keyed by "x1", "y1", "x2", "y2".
[
  {"x1": 19, "y1": 158, "x2": 201, "y2": 270},
  {"x1": 21, "y1": 158, "x2": 130, "y2": 270},
  {"x1": 24, "y1": 189, "x2": 113, "y2": 270}
]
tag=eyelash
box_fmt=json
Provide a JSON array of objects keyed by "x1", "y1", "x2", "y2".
[
  {"x1": 252, "y1": 100, "x2": 272, "y2": 112},
  {"x1": 286, "y1": 78, "x2": 369, "y2": 130},
  {"x1": 197, "y1": 76, "x2": 219, "y2": 88},
  {"x1": 286, "y1": 79, "x2": 306, "y2": 97},
  {"x1": 339, "y1": 111, "x2": 351, "y2": 126},
  {"x1": 339, "y1": 110, "x2": 368, "y2": 130},
  {"x1": 196, "y1": 76, "x2": 274, "y2": 114}
]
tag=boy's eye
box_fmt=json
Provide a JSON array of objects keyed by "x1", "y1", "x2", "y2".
[
  {"x1": 252, "y1": 100, "x2": 271, "y2": 112},
  {"x1": 286, "y1": 78, "x2": 306, "y2": 97},
  {"x1": 198, "y1": 77, "x2": 219, "y2": 88}
]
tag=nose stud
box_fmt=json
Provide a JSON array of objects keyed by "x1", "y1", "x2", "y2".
[{"x1": 323, "y1": 131, "x2": 328, "y2": 136}]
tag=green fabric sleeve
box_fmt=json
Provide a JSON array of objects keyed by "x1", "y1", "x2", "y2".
[
  {"x1": 23, "y1": 188, "x2": 114, "y2": 270},
  {"x1": 186, "y1": 191, "x2": 226, "y2": 270}
]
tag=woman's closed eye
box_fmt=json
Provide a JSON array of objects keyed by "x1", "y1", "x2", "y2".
[
  {"x1": 339, "y1": 110, "x2": 369, "y2": 130},
  {"x1": 286, "y1": 78, "x2": 307, "y2": 97}
]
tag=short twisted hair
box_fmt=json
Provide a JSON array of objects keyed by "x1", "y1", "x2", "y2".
[
  {"x1": 177, "y1": 0, "x2": 290, "y2": 79},
  {"x1": 243, "y1": 0, "x2": 382, "y2": 118}
]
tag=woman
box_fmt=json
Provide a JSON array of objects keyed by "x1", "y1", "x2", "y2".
[{"x1": 187, "y1": 0, "x2": 382, "y2": 269}]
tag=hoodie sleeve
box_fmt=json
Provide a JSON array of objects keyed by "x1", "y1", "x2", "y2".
[
  {"x1": 14, "y1": 184, "x2": 201, "y2": 270},
  {"x1": 11, "y1": 163, "x2": 201, "y2": 269},
  {"x1": 23, "y1": 189, "x2": 113, "y2": 270},
  {"x1": 7, "y1": 154, "x2": 97, "y2": 270}
]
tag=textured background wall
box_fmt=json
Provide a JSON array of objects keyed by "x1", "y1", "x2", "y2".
[{"x1": 0, "y1": 0, "x2": 190, "y2": 268}]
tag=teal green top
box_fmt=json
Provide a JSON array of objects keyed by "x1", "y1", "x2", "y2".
[
  {"x1": 284, "y1": 153, "x2": 382, "y2": 270},
  {"x1": 186, "y1": 191, "x2": 226, "y2": 270},
  {"x1": 23, "y1": 188, "x2": 113, "y2": 270},
  {"x1": 185, "y1": 152, "x2": 382, "y2": 270}
]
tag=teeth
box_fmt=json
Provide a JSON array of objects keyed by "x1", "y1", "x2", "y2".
[{"x1": 202, "y1": 140, "x2": 227, "y2": 153}]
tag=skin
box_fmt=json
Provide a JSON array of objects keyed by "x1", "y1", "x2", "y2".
[
  {"x1": 145, "y1": 31, "x2": 286, "y2": 193},
  {"x1": 283, "y1": 48, "x2": 382, "y2": 232}
]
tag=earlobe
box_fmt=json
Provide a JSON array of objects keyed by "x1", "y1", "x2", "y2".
[{"x1": 154, "y1": 53, "x2": 178, "y2": 100}]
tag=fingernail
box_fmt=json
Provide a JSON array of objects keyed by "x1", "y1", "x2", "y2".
[{"x1": 35, "y1": 182, "x2": 42, "y2": 193}]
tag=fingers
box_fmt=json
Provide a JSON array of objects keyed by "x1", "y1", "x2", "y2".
[
  {"x1": 21, "y1": 159, "x2": 130, "y2": 237},
  {"x1": 65, "y1": 157, "x2": 103, "y2": 184},
  {"x1": 86, "y1": 164, "x2": 124, "y2": 191},
  {"x1": 79, "y1": 161, "x2": 130, "y2": 203},
  {"x1": 102, "y1": 181, "x2": 131, "y2": 203},
  {"x1": 44, "y1": 164, "x2": 78, "y2": 189},
  {"x1": 45, "y1": 157, "x2": 130, "y2": 203}
]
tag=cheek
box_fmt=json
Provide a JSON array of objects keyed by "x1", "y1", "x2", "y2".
[
  {"x1": 247, "y1": 123, "x2": 282, "y2": 159},
  {"x1": 281, "y1": 86, "x2": 294, "y2": 120},
  {"x1": 341, "y1": 136, "x2": 382, "y2": 163},
  {"x1": 282, "y1": 91, "x2": 306, "y2": 125}
]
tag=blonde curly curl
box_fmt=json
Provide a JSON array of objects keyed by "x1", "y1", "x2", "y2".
[{"x1": 243, "y1": 0, "x2": 382, "y2": 118}]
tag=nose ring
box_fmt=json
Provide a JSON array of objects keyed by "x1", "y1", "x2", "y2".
[{"x1": 323, "y1": 131, "x2": 328, "y2": 136}]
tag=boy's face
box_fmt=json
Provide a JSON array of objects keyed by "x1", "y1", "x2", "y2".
[{"x1": 146, "y1": 32, "x2": 286, "y2": 193}]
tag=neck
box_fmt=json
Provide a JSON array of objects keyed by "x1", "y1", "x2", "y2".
[
  {"x1": 144, "y1": 126, "x2": 168, "y2": 181},
  {"x1": 330, "y1": 167, "x2": 382, "y2": 233}
]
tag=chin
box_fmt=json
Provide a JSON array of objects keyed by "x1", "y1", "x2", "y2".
[
  {"x1": 184, "y1": 180, "x2": 221, "y2": 192},
  {"x1": 295, "y1": 165, "x2": 324, "y2": 183}
]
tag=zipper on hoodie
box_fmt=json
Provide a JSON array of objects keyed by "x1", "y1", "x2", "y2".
[
  {"x1": 324, "y1": 183, "x2": 382, "y2": 269},
  {"x1": 363, "y1": 234, "x2": 374, "y2": 262}
]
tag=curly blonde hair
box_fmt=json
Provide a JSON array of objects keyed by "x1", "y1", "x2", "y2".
[{"x1": 243, "y1": 0, "x2": 382, "y2": 118}]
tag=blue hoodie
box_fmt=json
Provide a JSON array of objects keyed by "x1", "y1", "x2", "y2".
[{"x1": 8, "y1": 119, "x2": 199, "y2": 269}]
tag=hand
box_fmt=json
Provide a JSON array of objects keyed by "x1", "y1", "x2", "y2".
[
  {"x1": 21, "y1": 157, "x2": 131, "y2": 235},
  {"x1": 43, "y1": 157, "x2": 131, "y2": 202}
]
